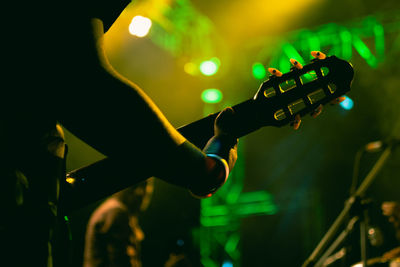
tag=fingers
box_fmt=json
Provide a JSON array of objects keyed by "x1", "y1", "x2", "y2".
[{"x1": 215, "y1": 107, "x2": 236, "y2": 136}]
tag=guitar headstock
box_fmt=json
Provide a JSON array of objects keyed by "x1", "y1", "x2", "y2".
[
  {"x1": 177, "y1": 55, "x2": 354, "y2": 146},
  {"x1": 253, "y1": 55, "x2": 354, "y2": 127}
]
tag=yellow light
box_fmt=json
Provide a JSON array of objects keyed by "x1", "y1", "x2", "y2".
[
  {"x1": 66, "y1": 177, "x2": 76, "y2": 184},
  {"x1": 184, "y1": 62, "x2": 198, "y2": 75},
  {"x1": 129, "y1": 16, "x2": 152, "y2": 37}
]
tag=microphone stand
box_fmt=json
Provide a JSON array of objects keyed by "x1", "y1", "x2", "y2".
[
  {"x1": 302, "y1": 145, "x2": 393, "y2": 267},
  {"x1": 316, "y1": 216, "x2": 359, "y2": 267}
]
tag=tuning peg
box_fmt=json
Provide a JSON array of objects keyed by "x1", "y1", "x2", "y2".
[
  {"x1": 268, "y1": 68, "x2": 283, "y2": 77},
  {"x1": 330, "y1": 96, "x2": 346, "y2": 105},
  {"x1": 290, "y1": 59, "x2": 303, "y2": 69},
  {"x1": 311, "y1": 104, "x2": 323, "y2": 118},
  {"x1": 311, "y1": 51, "x2": 326, "y2": 60},
  {"x1": 290, "y1": 114, "x2": 301, "y2": 130}
]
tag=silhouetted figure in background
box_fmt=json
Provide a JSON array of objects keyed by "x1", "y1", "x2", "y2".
[{"x1": 84, "y1": 179, "x2": 154, "y2": 267}]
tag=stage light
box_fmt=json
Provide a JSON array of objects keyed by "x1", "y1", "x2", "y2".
[
  {"x1": 201, "y1": 88, "x2": 223, "y2": 103},
  {"x1": 200, "y1": 58, "x2": 220, "y2": 76},
  {"x1": 340, "y1": 96, "x2": 354, "y2": 110},
  {"x1": 252, "y1": 62, "x2": 266, "y2": 79},
  {"x1": 129, "y1": 16, "x2": 152, "y2": 37},
  {"x1": 66, "y1": 177, "x2": 76, "y2": 184},
  {"x1": 222, "y1": 261, "x2": 233, "y2": 267},
  {"x1": 184, "y1": 62, "x2": 198, "y2": 75}
]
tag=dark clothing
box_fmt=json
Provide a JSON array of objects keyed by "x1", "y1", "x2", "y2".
[
  {"x1": 0, "y1": 2, "x2": 131, "y2": 265},
  {"x1": 0, "y1": 124, "x2": 66, "y2": 267},
  {"x1": 91, "y1": 0, "x2": 131, "y2": 32}
]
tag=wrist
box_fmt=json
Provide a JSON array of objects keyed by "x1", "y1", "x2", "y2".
[
  {"x1": 206, "y1": 153, "x2": 229, "y2": 181},
  {"x1": 189, "y1": 154, "x2": 229, "y2": 198},
  {"x1": 203, "y1": 135, "x2": 238, "y2": 160}
]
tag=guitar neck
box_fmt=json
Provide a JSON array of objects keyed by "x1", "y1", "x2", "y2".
[{"x1": 178, "y1": 98, "x2": 261, "y2": 148}]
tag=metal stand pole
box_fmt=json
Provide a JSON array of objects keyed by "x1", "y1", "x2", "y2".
[
  {"x1": 302, "y1": 145, "x2": 392, "y2": 267},
  {"x1": 360, "y1": 210, "x2": 368, "y2": 267},
  {"x1": 315, "y1": 216, "x2": 359, "y2": 267}
]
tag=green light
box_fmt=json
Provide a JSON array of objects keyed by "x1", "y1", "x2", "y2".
[
  {"x1": 200, "y1": 58, "x2": 220, "y2": 76},
  {"x1": 225, "y1": 233, "x2": 240, "y2": 256},
  {"x1": 201, "y1": 205, "x2": 229, "y2": 217},
  {"x1": 340, "y1": 29, "x2": 352, "y2": 60},
  {"x1": 201, "y1": 88, "x2": 223, "y2": 103},
  {"x1": 235, "y1": 202, "x2": 278, "y2": 216},
  {"x1": 237, "y1": 191, "x2": 273, "y2": 203},
  {"x1": 282, "y1": 43, "x2": 305, "y2": 66},
  {"x1": 200, "y1": 216, "x2": 230, "y2": 227},
  {"x1": 353, "y1": 35, "x2": 378, "y2": 68},
  {"x1": 201, "y1": 258, "x2": 218, "y2": 267},
  {"x1": 373, "y1": 23, "x2": 385, "y2": 59},
  {"x1": 252, "y1": 62, "x2": 266, "y2": 79}
]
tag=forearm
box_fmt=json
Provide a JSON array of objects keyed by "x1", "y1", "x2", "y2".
[{"x1": 60, "y1": 141, "x2": 229, "y2": 212}]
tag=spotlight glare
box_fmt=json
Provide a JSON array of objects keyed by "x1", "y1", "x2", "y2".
[
  {"x1": 340, "y1": 96, "x2": 354, "y2": 110},
  {"x1": 200, "y1": 58, "x2": 220, "y2": 76},
  {"x1": 201, "y1": 88, "x2": 223, "y2": 104},
  {"x1": 252, "y1": 62, "x2": 266, "y2": 79},
  {"x1": 129, "y1": 15, "x2": 152, "y2": 37},
  {"x1": 222, "y1": 261, "x2": 233, "y2": 267}
]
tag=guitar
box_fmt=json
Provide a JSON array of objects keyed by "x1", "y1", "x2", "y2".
[{"x1": 60, "y1": 55, "x2": 354, "y2": 212}]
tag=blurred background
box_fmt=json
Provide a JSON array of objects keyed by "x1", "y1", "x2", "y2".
[{"x1": 65, "y1": 0, "x2": 400, "y2": 266}]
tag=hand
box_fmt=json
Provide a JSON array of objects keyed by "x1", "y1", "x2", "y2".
[
  {"x1": 214, "y1": 107, "x2": 236, "y2": 136},
  {"x1": 267, "y1": 51, "x2": 346, "y2": 130},
  {"x1": 204, "y1": 107, "x2": 238, "y2": 171},
  {"x1": 189, "y1": 108, "x2": 238, "y2": 198}
]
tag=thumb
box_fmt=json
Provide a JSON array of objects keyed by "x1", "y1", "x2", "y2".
[{"x1": 215, "y1": 107, "x2": 235, "y2": 136}]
